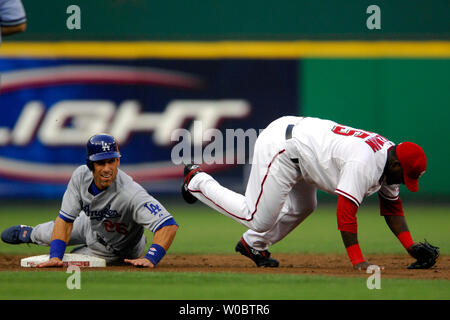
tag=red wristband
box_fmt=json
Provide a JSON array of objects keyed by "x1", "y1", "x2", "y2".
[
  {"x1": 397, "y1": 231, "x2": 414, "y2": 250},
  {"x1": 346, "y1": 244, "x2": 365, "y2": 266}
]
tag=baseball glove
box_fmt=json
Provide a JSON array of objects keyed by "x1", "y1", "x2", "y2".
[{"x1": 407, "y1": 240, "x2": 440, "y2": 269}]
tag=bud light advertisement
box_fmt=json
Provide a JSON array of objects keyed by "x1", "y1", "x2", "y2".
[{"x1": 0, "y1": 58, "x2": 298, "y2": 198}]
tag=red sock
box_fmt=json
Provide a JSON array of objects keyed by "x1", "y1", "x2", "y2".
[
  {"x1": 346, "y1": 244, "x2": 365, "y2": 266},
  {"x1": 397, "y1": 231, "x2": 414, "y2": 250}
]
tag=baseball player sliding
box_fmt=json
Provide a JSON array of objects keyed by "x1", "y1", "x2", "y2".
[
  {"x1": 1, "y1": 134, "x2": 178, "y2": 268},
  {"x1": 181, "y1": 116, "x2": 439, "y2": 270}
]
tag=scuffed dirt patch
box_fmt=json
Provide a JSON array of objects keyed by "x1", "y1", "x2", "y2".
[{"x1": 1, "y1": 253, "x2": 448, "y2": 279}]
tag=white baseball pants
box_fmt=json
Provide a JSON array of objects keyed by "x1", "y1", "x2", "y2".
[{"x1": 187, "y1": 116, "x2": 317, "y2": 250}]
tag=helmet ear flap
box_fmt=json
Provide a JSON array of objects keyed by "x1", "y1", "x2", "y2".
[{"x1": 86, "y1": 159, "x2": 94, "y2": 171}]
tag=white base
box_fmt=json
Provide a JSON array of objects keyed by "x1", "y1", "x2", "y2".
[{"x1": 20, "y1": 254, "x2": 106, "y2": 268}]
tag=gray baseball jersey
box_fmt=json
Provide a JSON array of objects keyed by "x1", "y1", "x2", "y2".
[
  {"x1": 58, "y1": 165, "x2": 175, "y2": 254},
  {"x1": 0, "y1": 0, "x2": 26, "y2": 44}
]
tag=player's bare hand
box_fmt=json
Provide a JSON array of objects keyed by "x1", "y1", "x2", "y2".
[
  {"x1": 354, "y1": 261, "x2": 384, "y2": 271},
  {"x1": 35, "y1": 257, "x2": 64, "y2": 268},
  {"x1": 124, "y1": 258, "x2": 155, "y2": 268}
]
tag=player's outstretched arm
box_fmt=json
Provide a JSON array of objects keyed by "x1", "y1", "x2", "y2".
[
  {"x1": 379, "y1": 195, "x2": 416, "y2": 253},
  {"x1": 124, "y1": 224, "x2": 178, "y2": 268},
  {"x1": 384, "y1": 215, "x2": 414, "y2": 251},
  {"x1": 340, "y1": 231, "x2": 371, "y2": 270},
  {"x1": 384, "y1": 214, "x2": 440, "y2": 268},
  {"x1": 35, "y1": 216, "x2": 73, "y2": 268},
  {"x1": 152, "y1": 224, "x2": 178, "y2": 251},
  {"x1": 340, "y1": 231, "x2": 385, "y2": 271},
  {"x1": 337, "y1": 195, "x2": 384, "y2": 270}
]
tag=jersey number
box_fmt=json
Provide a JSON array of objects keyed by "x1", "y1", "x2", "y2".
[
  {"x1": 332, "y1": 125, "x2": 388, "y2": 152},
  {"x1": 103, "y1": 220, "x2": 128, "y2": 236}
]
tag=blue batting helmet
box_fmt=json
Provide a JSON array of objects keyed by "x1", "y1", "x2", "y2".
[{"x1": 86, "y1": 134, "x2": 121, "y2": 170}]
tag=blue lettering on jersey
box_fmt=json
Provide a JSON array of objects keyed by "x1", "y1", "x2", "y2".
[
  {"x1": 83, "y1": 204, "x2": 121, "y2": 221},
  {"x1": 144, "y1": 202, "x2": 162, "y2": 216}
]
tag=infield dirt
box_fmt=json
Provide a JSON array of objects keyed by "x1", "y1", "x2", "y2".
[{"x1": 0, "y1": 253, "x2": 448, "y2": 280}]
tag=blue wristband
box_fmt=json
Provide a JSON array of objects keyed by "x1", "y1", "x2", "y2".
[
  {"x1": 144, "y1": 244, "x2": 166, "y2": 266},
  {"x1": 49, "y1": 239, "x2": 66, "y2": 260}
]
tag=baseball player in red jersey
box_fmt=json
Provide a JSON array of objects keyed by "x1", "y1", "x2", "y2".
[{"x1": 181, "y1": 116, "x2": 439, "y2": 270}]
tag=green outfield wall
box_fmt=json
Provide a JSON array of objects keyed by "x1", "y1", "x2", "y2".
[
  {"x1": 16, "y1": 0, "x2": 450, "y2": 41},
  {"x1": 301, "y1": 59, "x2": 450, "y2": 199}
]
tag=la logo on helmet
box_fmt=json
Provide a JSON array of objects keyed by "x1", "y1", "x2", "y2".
[{"x1": 101, "y1": 141, "x2": 111, "y2": 151}]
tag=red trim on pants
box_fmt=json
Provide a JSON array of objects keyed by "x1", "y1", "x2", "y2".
[{"x1": 188, "y1": 149, "x2": 286, "y2": 221}]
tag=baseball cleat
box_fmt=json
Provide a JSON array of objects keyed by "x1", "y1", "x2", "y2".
[
  {"x1": 235, "y1": 237, "x2": 279, "y2": 268},
  {"x1": 1, "y1": 225, "x2": 34, "y2": 244},
  {"x1": 181, "y1": 164, "x2": 202, "y2": 204}
]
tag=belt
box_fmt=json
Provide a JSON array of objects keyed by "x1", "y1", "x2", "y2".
[
  {"x1": 96, "y1": 233, "x2": 121, "y2": 256},
  {"x1": 285, "y1": 124, "x2": 299, "y2": 164},
  {"x1": 286, "y1": 124, "x2": 295, "y2": 140}
]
